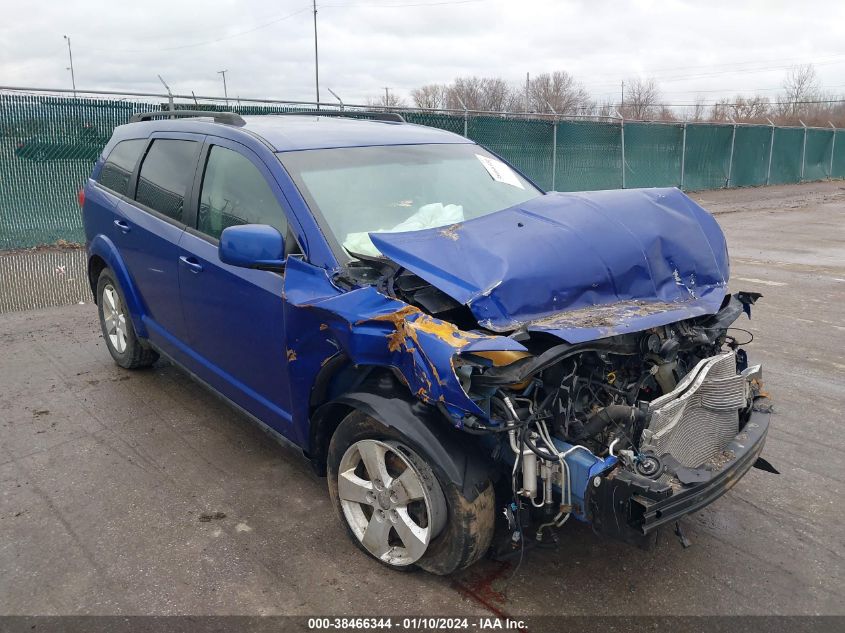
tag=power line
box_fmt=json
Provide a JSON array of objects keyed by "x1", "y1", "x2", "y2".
[
  {"x1": 81, "y1": 6, "x2": 312, "y2": 53},
  {"x1": 632, "y1": 98, "x2": 845, "y2": 108},
  {"x1": 320, "y1": 0, "x2": 485, "y2": 7},
  {"x1": 63, "y1": 0, "x2": 480, "y2": 56},
  {"x1": 580, "y1": 57, "x2": 845, "y2": 89},
  {"x1": 590, "y1": 53, "x2": 845, "y2": 78}
]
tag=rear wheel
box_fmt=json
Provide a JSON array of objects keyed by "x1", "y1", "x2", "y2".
[
  {"x1": 96, "y1": 268, "x2": 158, "y2": 369},
  {"x1": 327, "y1": 410, "x2": 495, "y2": 574}
]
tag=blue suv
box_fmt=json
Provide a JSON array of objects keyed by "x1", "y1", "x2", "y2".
[{"x1": 82, "y1": 110, "x2": 773, "y2": 574}]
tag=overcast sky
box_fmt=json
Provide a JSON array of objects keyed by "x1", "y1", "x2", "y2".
[{"x1": 2, "y1": 0, "x2": 844, "y2": 108}]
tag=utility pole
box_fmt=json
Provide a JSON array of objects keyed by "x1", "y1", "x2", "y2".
[
  {"x1": 313, "y1": 0, "x2": 320, "y2": 108},
  {"x1": 63, "y1": 35, "x2": 76, "y2": 97},
  {"x1": 217, "y1": 70, "x2": 229, "y2": 104},
  {"x1": 383, "y1": 87, "x2": 390, "y2": 107},
  {"x1": 621, "y1": 79, "x2": 624, "y2": 112}
]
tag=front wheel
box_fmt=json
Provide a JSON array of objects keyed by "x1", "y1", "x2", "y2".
[{"x1": 327, "y1": 410, "x2": 495, "y2": 575}]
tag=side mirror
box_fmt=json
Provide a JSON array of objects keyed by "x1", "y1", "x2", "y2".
[{"x1": 219, "y1": 224, "x2": 285, "y2": 271}]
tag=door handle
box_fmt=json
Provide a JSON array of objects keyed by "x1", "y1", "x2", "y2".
[
  {"x1": 113, "y1": 219, "x2": 131, "y2": 233},
  {"x1": 179, "y1": 255, "x2": 204, "y2": 273}
]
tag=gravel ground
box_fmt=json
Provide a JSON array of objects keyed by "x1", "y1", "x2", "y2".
[{"x1": 0, "y1": 181, "x2": 843, "y2": 616}]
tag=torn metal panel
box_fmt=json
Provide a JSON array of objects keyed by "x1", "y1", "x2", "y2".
[
  {"x1": 370, "y1": 187, "x2": 730, "y2": 342},
  {"x1": 281, "y1": 257, "x2": 520, "y2": 436}
]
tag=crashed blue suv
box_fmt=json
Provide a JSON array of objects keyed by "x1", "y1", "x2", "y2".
[{"x1": 82, "y1": 110, "x2": 773, "y2": 574}]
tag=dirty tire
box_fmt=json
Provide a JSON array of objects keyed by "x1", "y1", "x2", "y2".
[
  {"x1": 327, "y1": 410, "x2": 495, "y2": 575},
  {"x1": 96, "y1": 268, "x2": 158, "y2": 369}
]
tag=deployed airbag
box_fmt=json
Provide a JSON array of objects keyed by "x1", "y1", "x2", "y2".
[{"x1": 343, "y1": 202, "x2": 464, "y2": 257}]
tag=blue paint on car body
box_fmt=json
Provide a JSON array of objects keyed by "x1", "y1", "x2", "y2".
[
  {"x1": 370, "y1": 187, "x2": 730, "y2": 343},
  {"x1": 81, "y1": 112, "x2": 769, "y2": 559}
]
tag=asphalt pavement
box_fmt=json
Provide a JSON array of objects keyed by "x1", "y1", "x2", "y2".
[{"x1": 1, "y1": 182, "x2": 843, "y2": 616}]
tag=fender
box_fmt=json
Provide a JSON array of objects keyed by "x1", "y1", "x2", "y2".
[
  {"x1": 315, "y1": 375, "x2": 494, "y2": 502},
  {"x1": 87, "y1": 234, "x2": 149, "y2": 339}
]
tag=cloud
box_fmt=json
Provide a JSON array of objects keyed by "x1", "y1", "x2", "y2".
[{"x1": 1, "y1": 0, "x2": 843, "y2": 107}]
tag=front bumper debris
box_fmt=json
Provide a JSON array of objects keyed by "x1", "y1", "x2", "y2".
[{"x1": 586, "y1": 410, "x2": 770, "y2": 548}]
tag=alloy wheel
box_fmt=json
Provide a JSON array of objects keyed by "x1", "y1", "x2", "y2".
[
  {"x1": 337, "y1": 439, "x2": 447, "y2": 566},
  {"x1": 102, "y1": 284, "x2": 128, "y2": 354}
]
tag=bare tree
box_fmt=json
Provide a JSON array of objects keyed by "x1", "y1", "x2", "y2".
[
  {"x1": 441, "y1": 76, "x2": 521, "y2": 112},
  {"x1": 779, "y1": 64, "x2": 820, "y2": 119},
  {"x1": 710, "y1": 98, "x2": 731, "y2": 122},
  {"x1": 731, "y1": 96, "x2": 771, "y2": 122},
  {"x1": 689, "y1": 96, "x2": 707, "y2": 122},
  {"x1": 657, "y1": 105, "x2": 677, "y2": 121},
  {"x1": 594, "y1": 98, "x2": 616, "y2": 119},
  {"x1": 411, "y1": 84, "x2": 448, "y2": 109},
  {"x1": 622, "y1": 78, "x2": 661, "y2": 120},
  {"x1": 480, "y1": 77, "x2": 514, "y2": 112},
  {"x1": 446, "y1": 76, "x2": 485, "y2": 110},
  {"x1": 528, "y1": 71, "x2": 592, "y2": 115},
  {"x1": 366, "y1": 91, "x2": 407, "y2": 109}
]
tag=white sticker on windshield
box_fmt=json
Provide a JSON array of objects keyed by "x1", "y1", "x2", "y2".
[{"x1": 475, "y1": 154, "x2": 525, "y2": 189}]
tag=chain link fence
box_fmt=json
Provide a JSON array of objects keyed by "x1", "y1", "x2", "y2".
[{"x1": 2, "y1": 87, "x2": 845, "y2": 251}]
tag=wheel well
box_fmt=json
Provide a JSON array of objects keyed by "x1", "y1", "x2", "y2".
[
  {"x1": 88, "y1": 255, "x2": 107, "y2": 303},
  {"x1": 307, "y1": 367, "x2": 408, "y2": 477}
]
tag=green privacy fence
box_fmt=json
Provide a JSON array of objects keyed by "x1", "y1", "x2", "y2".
[{"x1": 2, "y1": 89, "x2": 845, "y2": 250}]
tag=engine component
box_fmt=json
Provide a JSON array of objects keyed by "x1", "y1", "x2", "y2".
[
  {"x1": 576, "y1": 405, "x2": 647, "y2": 442},
  {"x1": 635, "y1": 454, "x2": 663, "y2": 478},
  {"x1": 642, "y1": 351, "x2": 746, "y2": 468}
]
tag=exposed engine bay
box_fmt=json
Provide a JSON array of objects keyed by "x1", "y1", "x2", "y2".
[
  {"x1": 331, "y1": 188, "x2": 776, "y2": 551},
  {"x1": 449, "y1": 291, "x2": 768, "y2": 547}
]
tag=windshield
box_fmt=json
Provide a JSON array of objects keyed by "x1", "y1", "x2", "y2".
[{"x1": 278, "y1": 143, "x2": 542, "y2": 258}]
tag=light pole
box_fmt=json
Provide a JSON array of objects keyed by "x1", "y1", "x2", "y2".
[
  {"x1": 312, "y1": 0, "x2": 320, "y2": 108},
  {"x1": 217, "y1": 70, "x2": 229, "y2": 104},
  {"x1": 63, "y1": 35, "x2": 76, "y2": 97}
]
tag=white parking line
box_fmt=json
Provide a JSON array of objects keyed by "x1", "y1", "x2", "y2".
[{"x1": 734, "y1": 276, "x2": 787, "y2": 287}]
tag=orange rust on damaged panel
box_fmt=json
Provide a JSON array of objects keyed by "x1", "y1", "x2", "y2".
[
  {"x1": 404, "y1": 313, "x2": 485, "y2": 350},
  {"x1": 287, "y1": 349, "x2": 297, "y2": 362},
  {"x1": 429, "y1": 361, "x2": 443, "y2": 387},
  {"x1": 372, "y1": 304, "x2": 485, "y2": 354},
  {"x1": 386, "y1": 328, "x2": 406, "y2": 353},
  {"x1": 366, "y1": 305, "x2": 421, "y2": 325},
  {"x1": 524, "y1": 299, "x2": 685, "y2": 331}
]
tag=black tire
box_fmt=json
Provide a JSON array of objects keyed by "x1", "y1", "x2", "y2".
[
  {"x1": 96, "y1": 268, "x2": 158, "y2": 369},
  {"x1": 327, "y1": 410, "x2": 496, "y2": 575}
]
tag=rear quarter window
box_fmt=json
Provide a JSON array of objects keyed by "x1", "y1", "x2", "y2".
[
  {"x1": 135, "y1": 139, "x2": 199, "y2": 222},
  {"x1": 97, "y1": 139, "x2": 146, "y2": 196}
]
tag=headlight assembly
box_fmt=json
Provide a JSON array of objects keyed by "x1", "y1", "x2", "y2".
[{"x1": 453, "y1": 350, "x2": 533, "y2": 394}]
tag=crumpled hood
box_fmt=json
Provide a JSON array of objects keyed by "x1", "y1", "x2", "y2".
[{"x1": 369, "y1": 188, "x2": 730, "y2": 343}]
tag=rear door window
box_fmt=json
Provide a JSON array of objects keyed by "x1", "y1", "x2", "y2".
[
  {"x1": 197, "y1": 145, "x2": 288, "y2": 241},
  {"x1": 97, "y1": 139, "x2": 146, "y2": 196},
  {"x1": 135, "y1": 139, "x2": 199, "y2": 222}
]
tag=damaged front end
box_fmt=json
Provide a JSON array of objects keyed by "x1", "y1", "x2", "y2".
[
  {"x1": 451, "y1": 292, "x2": 770, "y2": 548},
  {"x1": 304, "y1": 186, "x2": 775, "y2": 551}
]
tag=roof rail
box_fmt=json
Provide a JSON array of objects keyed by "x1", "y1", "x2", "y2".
[
  {"x1": 277, "y1": 110, "x2": 406, "y2": 123},
  {"x1": 129, "y1": 110, "x2": 246, "y2": 126}
]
